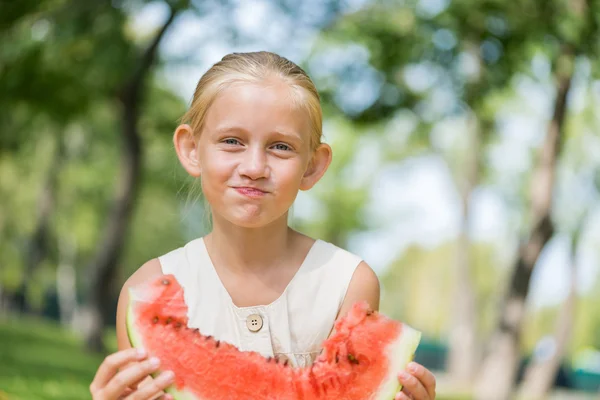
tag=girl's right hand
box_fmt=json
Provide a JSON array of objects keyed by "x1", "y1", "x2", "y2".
[{"x1": 90, "y1": 348, "x2": 175, "y2": 400}]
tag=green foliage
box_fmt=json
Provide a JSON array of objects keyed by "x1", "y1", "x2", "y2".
[
  {"x1": 0, "y1": 0, "x2": 189, "y2": 314},
  {"x1": 0, "y1": 1, "x2": 134, "y2": 151}
]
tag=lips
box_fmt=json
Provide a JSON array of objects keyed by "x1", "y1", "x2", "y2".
[{"x1": 233, "y1": 186, "x2": 268, "y2": 198}]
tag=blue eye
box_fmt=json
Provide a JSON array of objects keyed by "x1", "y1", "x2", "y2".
[
  {"x1": 273, "y1": 143, "x2": 291, "y2": 151},
  {"x1": 224, "y1": 138, "x2": 240, "y2": 145}
]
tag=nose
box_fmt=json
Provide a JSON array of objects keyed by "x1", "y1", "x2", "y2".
[{"x1": 238, "y1": 146, "x2": 270, "y2": 180}]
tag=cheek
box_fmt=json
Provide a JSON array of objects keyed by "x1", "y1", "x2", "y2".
[
  {"x1": 201, "y1": 152, "x2": 236, "y2": 180},
  {"x1": 274, "y1": 159, "x2": 306, "y2": 187}
]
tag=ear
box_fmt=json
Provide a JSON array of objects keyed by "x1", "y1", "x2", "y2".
[
  {"x1": 300, "y1": 143, "x2": 332, "y2": 191},
  {"x1": 173, "y1": 124, "x2": 202, "y2": 178}
]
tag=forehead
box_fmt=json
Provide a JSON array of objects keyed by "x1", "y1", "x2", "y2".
[{"x1": 202, "y1": 80, "x2": 311, "y2": 141}]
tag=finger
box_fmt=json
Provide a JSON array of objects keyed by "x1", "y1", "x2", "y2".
[
  {"x1": 395, "y1": 389, "x2": 412, "y2": 400},
  {"x1": 134, "y1": 375, "x2": 168, "y2": 400},
  {"x1": 118, "y1": 368, "x2": 162, "y2": 398},
  {"x1": 125, "y1": 370, "x2": 175, "y2": 400},
  {"x1": 91, "y1": 348, "x2": 147, "y2": 391},
  {"x1": 407, "y1": 362, "x2": 436, "y2": 399},
  {"x1": 101, "y1": 357, "x2": 161, "y2": 399},
  {"x1": 398, "y1": 370, "x2": 429, "y2": 400},
  {"x1": 127, "y1": 372, "x2": 154, "y2": 391},
  {"x1": 134, "y1": 376, "x2": 165, "y2": 400}
]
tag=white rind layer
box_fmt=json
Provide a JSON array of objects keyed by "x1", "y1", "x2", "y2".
[{"x1": 373, "y1": 324, "x2": 422, "y2": 400}]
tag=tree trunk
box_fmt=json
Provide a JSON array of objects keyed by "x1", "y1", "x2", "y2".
[
  {"x1": 474, "y1": 52, "x2": 574, "y2": 400},
  {"x1": 518, "y1": 213, "x2": 585, "y2": 399},
  {"x1": 0, "y1": 285, "x2": 7, "y2": 315},
  {"x1": 56, "y1": 235, "x2": 78, "y2": 327},
  {"x1": 517, "y1": 244, "x2": 577, "y2": 399},
  {"x1": 11, "y1": 134, "x2": 64, "y2": 313},
  {"x1": 447, "y1": 115, "x2": 481, "y2": 386},
  {"x1": 80, "y1": 9, "x2": 178, "y2": 353}
]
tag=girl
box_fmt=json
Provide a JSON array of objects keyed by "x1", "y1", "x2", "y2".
[{"x1": 90, "y1": 51, "x2": 436, "y2": 400}]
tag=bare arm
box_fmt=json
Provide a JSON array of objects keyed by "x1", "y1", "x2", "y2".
[{"x1": 337, "y1": 260, "x2": 381, "y2": 319}]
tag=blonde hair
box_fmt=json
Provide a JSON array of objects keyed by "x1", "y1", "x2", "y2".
[{"x1": 181, "y1": 51, "x2": 323, "y2": 150}]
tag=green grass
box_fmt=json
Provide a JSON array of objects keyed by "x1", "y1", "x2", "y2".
[{"x1": 0, "y1": 315, "x2": 116, "y2": 400}]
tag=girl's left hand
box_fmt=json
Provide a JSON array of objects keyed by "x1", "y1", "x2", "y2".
[{"x1": 395, "y1": 362, "x2": 436, "y2": 400}]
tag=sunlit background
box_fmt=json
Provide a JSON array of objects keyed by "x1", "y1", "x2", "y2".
[{"x1": 1, "y1": 0, "x2": 599, "y2": 399}]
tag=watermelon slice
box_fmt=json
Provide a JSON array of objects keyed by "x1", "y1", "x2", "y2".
[{"x1": 127, "y1": 274, "x2": 421, "y2": 400}]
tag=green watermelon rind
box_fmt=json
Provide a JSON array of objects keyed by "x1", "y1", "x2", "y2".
[
  {"x1": 374, "y1": 324, "x2": 422, "y2": 400},
  {"x1": 126, "y1": 293, "x2": 199, "y2": 400}
]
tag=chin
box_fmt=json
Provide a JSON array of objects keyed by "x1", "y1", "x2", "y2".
[{"x1": 221, "y1": 207, "x2": 288, "y2": 229}]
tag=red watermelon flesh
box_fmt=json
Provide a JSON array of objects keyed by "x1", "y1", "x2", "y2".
[{"x1": 127, "y1": 274, "x2": 421, "y2": 400}]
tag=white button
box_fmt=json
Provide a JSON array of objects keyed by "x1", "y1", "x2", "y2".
[{"x1": 246, "y1": 314, "x2": 263, "y2": 332}]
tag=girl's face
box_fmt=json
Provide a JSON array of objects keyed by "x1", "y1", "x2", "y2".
[{"x1": 191, "y1": 79, "x2": 328, "y2": 228}]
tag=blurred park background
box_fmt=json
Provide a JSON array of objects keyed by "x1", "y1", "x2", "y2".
[{"x1": 1, "y1": 0, "x2": 600, "y2": 399}]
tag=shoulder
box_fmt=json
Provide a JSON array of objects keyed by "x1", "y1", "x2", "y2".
[
  {"x1": 116, "y1": 258, "x2": 165, "y2": 350},
  {"x1": 125, "y1": 258, "x2": 164, "y2": 288},
  {"x1": 316, "y1": 239, "x2": 363, "y2": 267},
  {"x1": 336, "y1": 260, "x2": 380, "y2": 318}
]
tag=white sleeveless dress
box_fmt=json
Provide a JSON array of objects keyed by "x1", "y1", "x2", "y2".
[{"x1": 157, "y1": 237, "x2": 362, "y2": 367}]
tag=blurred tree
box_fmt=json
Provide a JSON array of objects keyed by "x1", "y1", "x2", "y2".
[
  {"x1": 519, "y1": 109, "x2": 600, "y2": 397},
  {"x1": 474, "y1": 0, "x2": 598, "y2": 397},
  {"x1": 475, "y1": 47, "x2": 574, "y2": 400},
  {"x1": 11, "y1": 133, "x2": 65, "y2": 313},
  {"x1": 0, "y1": 0, "x2": 185, "y2": 352},
  {"x1": 0, "y1": 0, "x2": 135, "y2": 316},
  {"x1": 309, "y1": 1, "x2": 600, "y2": 396},
  {"x1": 518, "y1": 215, "x2": 583, "y2": 399},
  {"x1": 77, "y1": 2, "x2": 181, "y2": 353}
]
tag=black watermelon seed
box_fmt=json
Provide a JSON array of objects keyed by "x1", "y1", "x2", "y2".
[
  {"x1": 335, "y1": 354, "x2": 339, "y2": 363},
  {"x1": 152, "y1": 317, "x2": 159, "y2": 324},
  {"x1": 165, "y1": 317, "x2": 172, "y2": 325},
  {"x1": 348, "y1": 354, "x2": 359, "y2": 364},
  {"x1": 366, "y1": 309, "x2": 373, "y2": 316},
  {"x1": 215, "y1": 341, "x2": 220, "y2": 348},
  {"x1": 205, "y1": 335, "x2": 212, "y2": 340},
  {"x1": 283, "y1": 360, "x2": 289, "y2": 367}
]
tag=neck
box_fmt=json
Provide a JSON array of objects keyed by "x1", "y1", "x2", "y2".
[{"x1": 205, "y1": 213, "x2": 294, "y2": 273}]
